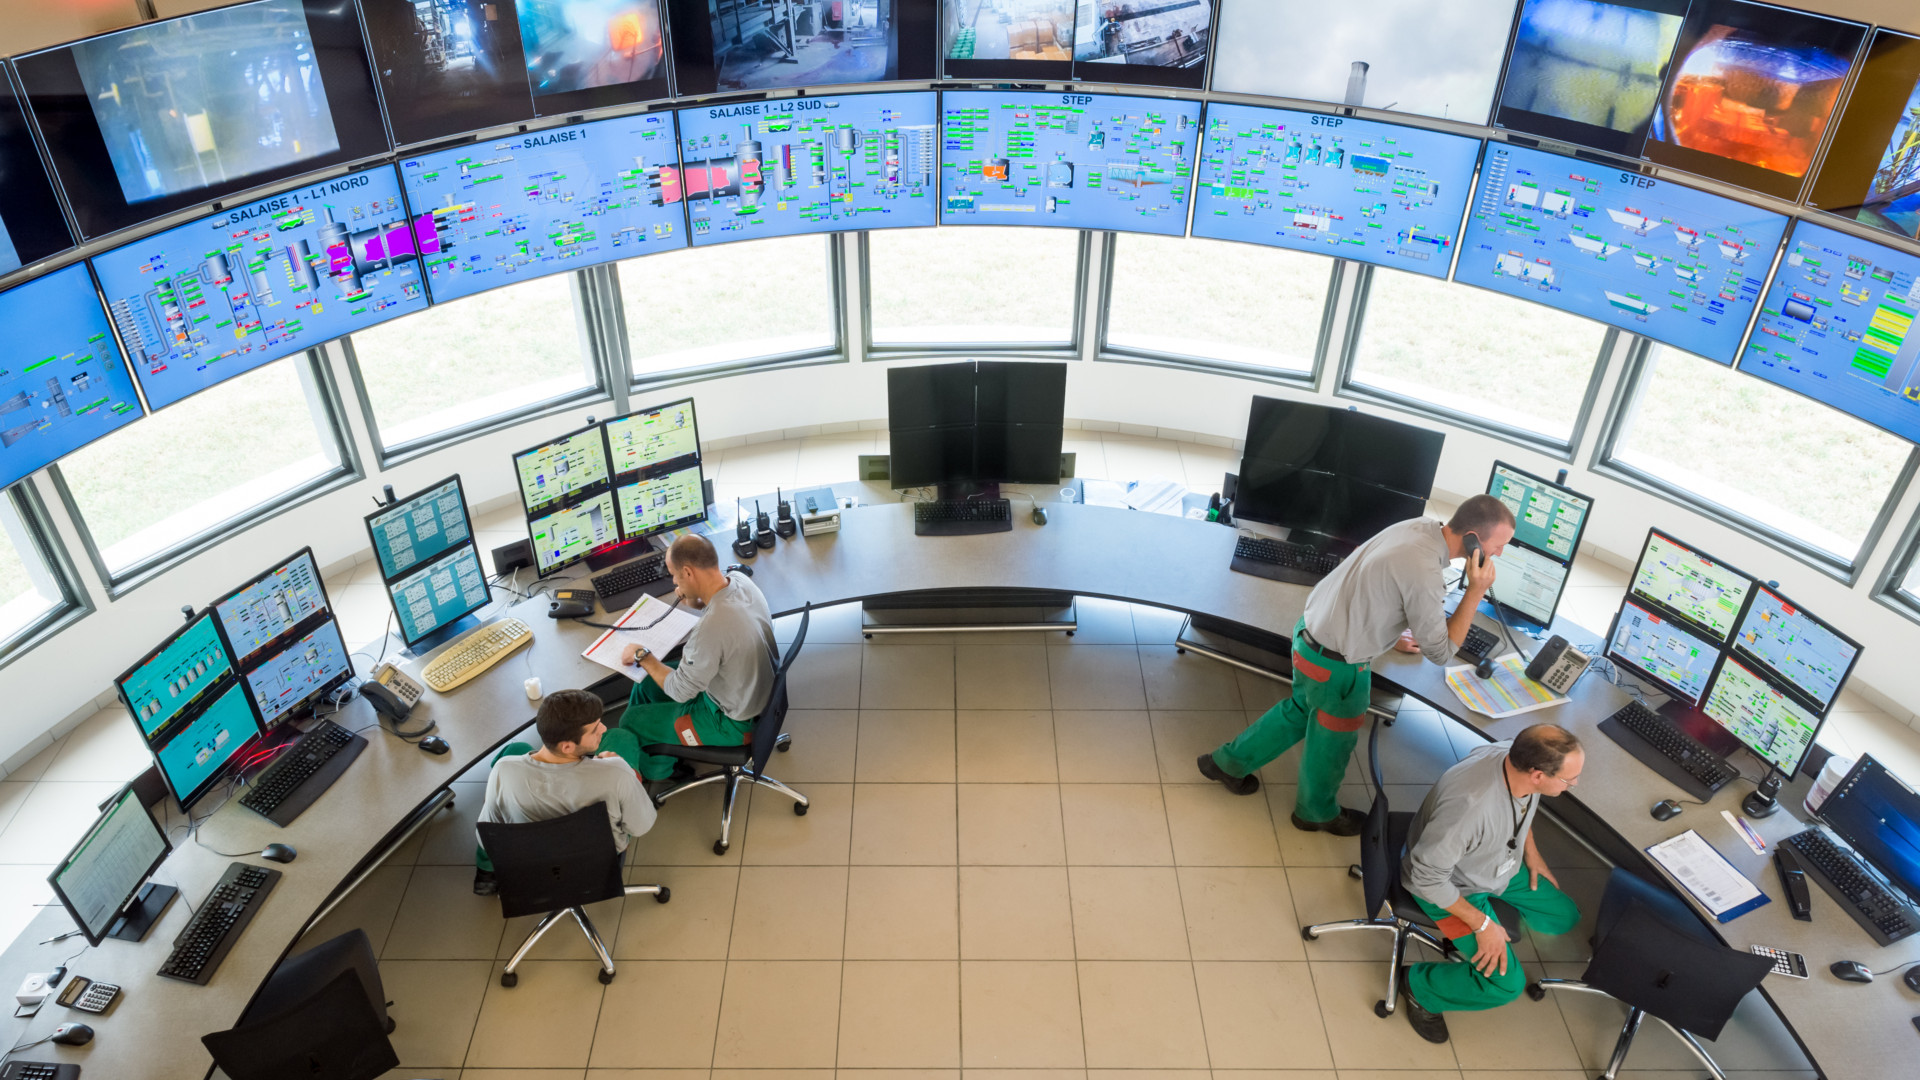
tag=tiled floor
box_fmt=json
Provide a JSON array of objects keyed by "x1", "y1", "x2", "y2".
[{"x1": 3, "y1": 428, "x2": 1904, "y2": 1078}]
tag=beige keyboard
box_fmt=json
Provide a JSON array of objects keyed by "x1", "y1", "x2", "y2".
[{"x1": 421, "y1": 618, "x2": 534, "y2": 693}]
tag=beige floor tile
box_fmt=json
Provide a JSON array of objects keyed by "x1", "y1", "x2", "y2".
[
  {"x1": 790, "y1": 644, "x2": 863, "y2": 710},
  {"x1": 959, "y1": 961, "x2": 1086, "y2": 1068},
  {"x1": 1058, "y1": 784, "x2": 1173, "y2": 865},
  {"x1": 0, "y1": 864, "x2": 55, "y2": 959},
  {"x1": 776, "y1": 710, "x2": 860, "y2": 783},
  {"x1": 741, "y1": 782, "x2": 850, "y2": 865},
  {"x1": 833, "y1": 1072, "x2": 959, "y2": 1080},
  {"x1": 1150, "y1": 711, "x2": 1251, "y2": 784},
  {"x1": 1162, "y1": 785, "x2": 1282, "y2": 866},
  {"x1": 852, "y1": 784, "x2": 957, "y2": 865},
  {"x1": 381, "y1": 959, "x2": 493, "y2": 1068},
  {"x1": 1443, "y1": 983, "x2": 1584, "y2": 1071},
  {"x1": 1371, "y1": 709, "x2": 1462, "y2": 787},
  {"x1": 958, "y1": 784, "x2": 1066, "y2": 865},
  {"x1": 857, "y1": 710, "x2": 958, "y2": 782},
  {"x1": 1308, "y1": 960, "x2": 1459, "y2": 1071},
  {"x1": 846, "y1": 865, "x2": 959, "y2": 959},
  {"x1": 1067, "y1": 866, "x2": 1189, "y2": 959},
  {"x1": 710, "y1": 1072, "x2": 830, "y2": 1080},
  {"x1": 1192, "y1": 962, "x2": 1334, "y2": 1069},
  {"x1": 465, "y1": 961, "x2": 608, "y2": 1068},
  {"x1": 713, "y1": 960, "x2": 843, "y2": 1067},
  {"x1": 1139, "y1": 645, "x2": 1244, "y2": 711},
  {"x1": 293, "y1": 864, "x2": 412, "y2": 959},
  {"x1": 460, "y1": 1070, "x2": 585, "y2": 1079},
  {"x1": 1236, "y1": 671, "x2": 1287, "y2": 714},
  {"x1": 616, "y1": 866, "x2": 739, "y2": 959},
  {"x1": 717, "y1": 443, "x2": 800, "y2": 485},
  {"x1": 862, "y1": 646, "x2": 957, "y2": 709},
  {"x1": 1334, "y1": 1072, "x2": 1462, "y2": 1080},
  {"x1": 385, "y1": 865, "x2": 510, "y2": 960},
  {"x1": 956, "y1": 711, "x2": 1058, "y2": 782},
  {"x1": 414, "y1": 781, "x2": 490, "y2": 864},
  {"x1": 728, "y1": 866, "x2": 849, "y2": 959},
  {"x1": 1267, "y1": 785, "x2": 1418, "y2": 867},
  {"x1": 1047, "y1": 647, "x2": 1147, "y2": 711},
  {"x1": 1177, "y1": 867, "x2": 1306, "y2": 962},
  {"x1": 781, "y1": 599, "x2": 864, "y2": 644},
  {"x1": 838, "y1": 961, "x2": 962, "y2": 1067},
  {"x1": 959, "y1": 1072, "x2": 1086, "y2": 1080},
  {"x1": 0, "y1": 780, "x2": 124, "y2": 863},
  {"x1": 0, "y1": 784, "x2": 41, "y2": 856},
  {"x1": 632, "y1": 784, "x2": 752, "y2": 866},
  {"x1": 1052, "y1": 711, "x2": 1160, "y2": 783},
  {"x1": 1290, "y1": 869, "x2": 1393, "y2": 962},
  {"x1": 956, "y1": 646, "x2": 1054, "y2": 710},
  {"x1": 2, "y1": 737, "x2": 66, "y2": 784},
  {"x1": 587, "y1": 960, "x2": 726, "y2": 1068},
  {"x1": 497, "y1": 895, "x2": 627, "y2": 962},
  {"x1": 1208, "y1": 1072, "x2": 1335, "y2": 1080},
  {"x1": 38, "y1": 707, "x2": 152, "y2": 783},
  {"x1": 1455, "y1": 1072, "x2": 1583, "y2": 1080},
  {"x1": 1061, "y1": 597, "x2": 1136, "y2": 643},
  {"x1": 1075, "y1": 961, "x2": 1209, "y2": 1069},
  {"x1": 960, "y1": 867, "x2": 1076, "y2": 960}
]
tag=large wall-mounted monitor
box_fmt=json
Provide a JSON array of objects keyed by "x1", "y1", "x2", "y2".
[
  {"x1": 0, "y1": 263, "x2": 145, "y2": 490},
  {"x1": 669, "y1": 0, "x2": 939, "y2": 97},
  {"x1": 14, "y1": 0, "x2": 391, "y2": 240},
  {"x1": 939, "y1": 91, "x2": 1201, "y2": 236},
  {"x1": 0, "y1": 70, "x2": 75, "y2": 279},
  {"x1": 1068, "y1": 0, "x2": 1212, "y2": 90},
  {"x1": 675, "y1": 91, "x2": 938, "y2": 245},
  {"x1": 1191, "y1": 102, "x2": 1481, "y2": 278},
  {"x1": 1740, "y1": 219, "x2": 1920, "y2": 443},
  {"x1": 1641, "y1": 0, "x2": 1868, "y2": 201},
  {"x1": 1805, "y1": 29, "x2": 1920, "y2": 242},
  {"x1": 941, "y1": 0, "x2": 1076, "y2": 84},
  {"x1": 90, "y1": 165, "x2": 432, "y2": 410},
  {"x1": 1210, "y1": 0, "x2": 1520, "y2": 125},
  {"x1": 1453, "y1": 143, "x2": 1788, "y2": 363},
  {"x1": 365, "y1": 476, "x2": 474, "y2": 581},
  {"x1": 403, "y1": 112, "x2": 687, "y2": 303},
  {"x1": 1494, "y1": 0, "x2": 1688, "y2": 158}
]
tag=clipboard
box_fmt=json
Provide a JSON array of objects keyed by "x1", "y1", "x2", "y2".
[{"x1": 1645, "y1": 829, "x2": 1772, "y2": 923}]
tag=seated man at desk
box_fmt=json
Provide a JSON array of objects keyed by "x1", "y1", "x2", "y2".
[
  {"x1": 619, "y1": 534, "x2": 777, "y2": 783},
  {"x1": 474, "y1": 688, "x2": 659, "y2": 895},
  {"x1": 1397, "y1": 723, "x2": 1584, "y2": 1043},
  {"x1": 1197, "y1": 495, "x2": 1516, "y2": 834}
]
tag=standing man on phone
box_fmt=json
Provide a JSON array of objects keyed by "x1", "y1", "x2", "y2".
[{"x1": 1196, "y1": 495, "x2": 1517, "y2": 834}]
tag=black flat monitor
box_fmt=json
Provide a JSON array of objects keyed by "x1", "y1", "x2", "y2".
[
  {"x1": 1698, "y1": 651, "x2": 1826, "y2": 779},
  {"x1": 0, "y1": 69, "x2": 75, "y2": 279},
  {"x1": 1625, "y1": 527, "x2": 1755, "y2": 645},
  {"x1": 365, "y1": 476, "x2": 475, "y2": 582},
  {"x1": 1483, "y1": 461, "x2": 1594, "y2": 629},
  {"x1": 1728, "y1": 582, "x2": 1862, "y2": 716},
  {"x1": 48, "y1": 786, "x2": 173, "y2": 947},
  {"x1": 386, "y1": 543, "x2": 493, "y2": 648},
  {"x1": 149, "y1": 675, "x2": 268, "y2": 811},
  {"x1": 115, "y1": 610, "x2": 237, "y2": 741},
  {"x1": 213, "y1": 547, "x2": 351, "y2": 726},
  {"x1": 887, "y1": 361, "x2": 1067, "y2": 491},
  {"x1": 606, "y1": 397, "x2": 709, "y2": 545},
  {"x1": 1605, "y1": 594, "x2": 1722, "y2": 706},
  {"x1": 1818, "y1": 754, "x2": 1920, "y2": 907},
  {"x1": 1233, "y1": 398, "x2": 1443, "y2": 551},
  {"x1": 514, "y1": 423, "x2": 618, "y2": 575}
]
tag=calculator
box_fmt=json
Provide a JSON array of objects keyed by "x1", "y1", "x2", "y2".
[
  {"x1": 1750, "y1": 944, "x2": 1809, "y2": 978},
  {"x1": 54, "y1": 975, "x2": 119, "y2": 1014}
]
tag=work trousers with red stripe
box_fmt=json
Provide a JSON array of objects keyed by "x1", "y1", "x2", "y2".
[{"x1": 1210, "y1": 617, "x2": 1371, "y2": 823}]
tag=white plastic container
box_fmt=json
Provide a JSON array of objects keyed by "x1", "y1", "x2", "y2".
[{"x1": 1805, "y1": 754, "x2": 1854, "y2": 817}]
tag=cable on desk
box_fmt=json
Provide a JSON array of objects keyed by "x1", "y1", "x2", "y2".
[
  {"x1": 568, "y1": 592, "x2": 685, "y2": 632},
  {"x1": 1868, "y1": 959, "x2": 1920, "y2": 977}
]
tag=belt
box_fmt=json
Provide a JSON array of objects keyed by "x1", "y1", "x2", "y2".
[{"x1": 1296, "y1": 627, "x2": 1348, "y2": 664}]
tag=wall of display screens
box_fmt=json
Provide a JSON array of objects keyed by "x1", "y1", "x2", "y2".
[
  {"x1": 0, "y1": 263, "x2": 144, "y2": 489},
  {"x1": 1806, "y1": 29, "x2": 1920, "y2": 242},
  {"x1": 942, "y1": 0, "x2": 1209, "y2": 89},
  {"x1": 669, "y1": 0, "x2": 939, "y2": 97}
]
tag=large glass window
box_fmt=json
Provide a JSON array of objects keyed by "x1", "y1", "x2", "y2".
[
  {"x1": 55, "y1": 357, "x2": 349, "y2": 580},
  {"x1": 1346, "y1": 268, "x2": 1612, "y2": 443},
  {"x1": 1104, "y1": 235, "x2": 1332, "y2": 375},
  {"x1": 348, "y1": 275, "x2": 597, "y2": 450},
  {"x1": 620, "y1": 236, "x2": 838, "y2": 379},
  {"x1": 867, "y1": 227, "x2": 1081, "y2": 349},
  {"x1": 1605, "y1": 345, "x2": 1913, "y2": 566},
  {"x1": 0, "y1": 488, "x2": 78, "y2": 659}
]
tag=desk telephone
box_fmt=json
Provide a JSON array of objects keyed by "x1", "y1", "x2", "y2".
[{"x1": 362, "y1": 662, "x2": 425, "y2": 721}]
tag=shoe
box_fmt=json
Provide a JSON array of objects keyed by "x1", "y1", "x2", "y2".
[
  {"x1": 1398, "y1": 966, "x2": 1449, "y2": 1044},
  {"x1": 1290, "y1": 807, "x2": 1366, "y2": 836},
  {"x1": 1196, "y1": 753, "x2": 1260, "y2": 795},
  {"x1": 472, "y1": 869, "x2": 498, "y2": 897}
]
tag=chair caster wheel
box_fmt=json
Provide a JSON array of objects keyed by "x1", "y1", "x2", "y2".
[
  {"x1": 1347, "y1": 864, "x2": 1363, "y2": 881},
  {"x1": 1373, "y1": 999, "x2": 1394, "y2": 1018},
  {"x1": 1526, "y1": 983, "x2": 1545, "y2": 1002},
  {"x1": 655, "y1": 887, "x2": 671, "y2": 903},
  {"x1": 793, "y1": 801, "x2": 809, "y2": 815},
  {"x1": 1300, "y1": 926, "x2": 1318, "y2": 941},
  {"x1": 1175, "y1": 646, "x2": 1184, "y2": 654},
  {"x1": 864, "y1": 633, "x2": 873, "y2": 639},
  {"x1": 500, "y1": 971, "x2": 518, "y2": 988},
  {"x1": 777, "y1": 742, "x2": 791, "y2": 752},
  {"x1": 1066, "y1": 630, "x2": 1075, "y2": 636},
  {"x1": 713, "y1": 840, "x2": 730, "y2": 856},
  {"x1": 599, "y1": 969, "x2": 615, "y2": 985}
]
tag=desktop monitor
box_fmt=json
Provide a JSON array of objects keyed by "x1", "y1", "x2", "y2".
[
  {"x1": 48, "y1": 786, "x2": 172, "y2": 947},
  {"x1": 1606, "y1": 595, "x2": 1721, "y2": 705},
  {"x1": 616, "y1": 465, "x2": 706, "y2": 539},
  {"x1": 1233, "y1": 398, "x2": 1444, "y2": 550},
  {"x1": 605, "y1": 396, "x2": 710, "y2": 547},
  {"x1": 89, "y1": 164, "x2": 432, "y2": 409},
  {"x1": 1699, "y1": 653, "x2": 1825, "y2": 778},
  {"x1": 1626, "y1": 528, "x2": 1755, "y2": 644},
  {"x1": 365, "y1": 476, "x2": 475, "y2": 581},
  {"x1": 887, "y1": 361, "x2": 1067, "y2": 490},
  {"x1": 212, "y1": 548, "x2": 332, "y2": 671},
  {"x1": 115, "y1": 611, "x2": 236, "y2": 740},
  {"x1": 243, "y1": 617, "x2": 351, "y2": 728},
  {"x1": 515, "y1": 425, "x2": 612, "y2": 518},
  {"x1": 1729, "y1": 582, "x2": 1861, "y2": 716},
  {"x1": 1818, "y1": 754, "x2": 1920, "y2": 907},
  {"x1": 1804, "y1": 29, "x2": 1920, "y2": 241},
  {"x1": 387, "y1": 543, "x2": 493, "y2": 647},
  {"x1": 0, "y1": 263, "x2": 146, "y2": 490},
  {"x1": 1483, "y1": 461, "x2": 1593, "y2": 628},
  {"x1": 148, "y1": 678, "x2": 267, "y2": 811},
  {"x1": 1191, "y1": 102, "x2": 1483, "y2": 280},
  {"x1": 400, "y1": 112, "x2": 688, "y2": 303},
  {"x1": 1493, "y1": 0, "x2": 1688, "y2": 158},
  {"x1": 668, "y1": 0, "x2": 939, "y2": 97},
  {"x1": 0, "y1": 72, "x2": 75, "y2": 278},
  {"x1": 1452, "y1": 142, "x2": 1789, "y2": 365}
]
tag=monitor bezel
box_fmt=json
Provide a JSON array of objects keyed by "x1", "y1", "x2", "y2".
[
  {"x1": 604, "y1": 395, "x2": 704, "y2": 487},
  {"x1": 210, "y1": 546, "x2": 335, "y2": 671},
  {"x1": 1816, "y1": 753, "x2": 1920, "y2": 906},
  {"x1": 1604, "y1": 594, "x2": 1726, "y2": 707},
  {"x1": 47, "y1": 784, "x2": 173, "y2": 948},
  {"x1": 384, "y1": 540, "x2": 493, "y2": 647},
  {"x1": 1698, "y1": 650, "x2": 1828, "y2": 780},
  {"x1": 1482, "y1": 458, "x2": 1594, "y2": 628},
  {"x1": 113, "y1": 608, "x2": 239, "y2": 741},
  {"x1": 614, "y1": 460, "x2": 710, "y2": 543},
  {"x1": 362, "y1": 474, "x2": 474, "y2": 584},
  {"x1": 241, "y1": 614, "x2": 354, "y2": 729},
  {"x1": 1625, "y1": 526, "x2": 1757, "y2": 645},
  {"x1": 1729, "y1": 580, "x2": 1864, "y2": 718},
  {"x1": 512, "y1": 421, "x2": 614, "y2": 518},
  {"x1": 0, "y1": 64, "x2": 77, "y2": 279},
  {"x1": 146, "y1": 677, "x2": 268, "y2": 812}
]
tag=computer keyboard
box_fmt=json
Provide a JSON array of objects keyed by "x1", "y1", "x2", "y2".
[
  {"x1": 1458, "y1": 624, "x2": 1500, "y2": 664},
  {"x1": 421, "y1": 618, "x2": 533, "y2": 693},
  {"x1": 238, "y1": 718, "x2": 365, "y2": 827},
  {"x1": 1782, "y1": 828, "x2": 1920, "y2": 946},
  {"x1": 591, "y1": 552, "x2": 672, "y2": 608},
  {"x1": 913, "y1": 499, "x2": 1012, "y2": 536},
  {"x1": 1, "y1": 1063, "x2": 79, "y2": 1080},
  {"x1": 158, "y1": 862, "x2": 280, "y2": 985},
  {"x1": 1601, "y1": 699, "x2": 1738, "y2": 798},
  {"x1": 1229, "y1": 535, "x2": 1344, "y2": 585}
]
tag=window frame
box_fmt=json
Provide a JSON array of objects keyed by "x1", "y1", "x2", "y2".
[
  {"x1": 48, "y1": 347, "x2": 363, "y2": 597},
  {"x1": 1334, "y1": 263, "x2": 1616, "y2": 458},
  {"x1": 859, "y1": 227, "x2": 1091, "y2": 361},
  {"x1": 1592, "y1": 337, "x2": 1920, "y2": 585},
  {"x1": 0, "y1": 479, "x2": 92, "y2": 670},
  {"x1": 1095, "y1": 232, "x2": 1340, "y2": 388},
  {"x1": 1872, "y1": 498, "x2": 1920, "y2": 625}
]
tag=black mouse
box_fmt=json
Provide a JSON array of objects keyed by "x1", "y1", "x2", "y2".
[
  {"x1": 1474, "y1": 657, "x2": 1495, "y2": 680},
  {"x1": 726, "y1": 563, "x2": 754, "y2": 577},
  {"x1": 260, "y1": 843, "x2": 296, "y2": 864},
  {"x1": 418, "y1": 735, "x2": 449, "y2": 755},
  {"x1": 50, "y1": 1022, "x2": 93, "y2": 1046},
  {"x1": 1905, "y1": 966, "x2": 1920, "y2": 993},
  {"x1": 1651, "y1": 799, "x2": 1683, "y2": 821},
  {"x1": 1832, "y1": 960, "x2": 1874, "y2": 983},
  {"x1": 1032, "y1": 506, "x2": 1048, "y2": 526}
]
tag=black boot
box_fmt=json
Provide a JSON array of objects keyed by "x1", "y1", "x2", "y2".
[
  {"x1": 1398, "y1": 966, "x2": 1449, "y2": 1043},
  {"x1": 1289, "y1": 807, "x2": 1367, "y2": 836},
  {"x1": 1196, "y1": 753, "x2": 1260, "y2": 795}
]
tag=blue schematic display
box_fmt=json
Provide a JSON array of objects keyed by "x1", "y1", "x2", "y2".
[
  {"x1": 1732, "y1": 585, "x2": 1858, "y2": 711},
  {"x1": 940, "y1": 91, "x2": 1201, "y2": 236},
  {"x1": 401, "y1": 113, "x2": 688, "y2": 304},
  {"x1": 368, "y1": 478, "x2": 472, "y2": 580},
  {"x1": 244, "y1": 617, "x2": 349, "y2": 726},
  {"x1": 1609, "y1": 598, "x2": 1720, "y2": 703},
  {"x1": 1741, "y1": 220, "x2": 1920, "y2": 443},
  {"x1": 118, "y1": 613, "x2": 234, "y2": 738},
  {"x1": 389, "y1": 545, "x2": 491, "y2": 644},
  {"x1": 0, "y1": 264, "x2": 144, "y2": 490},
  {"x1": 1191, "y1": 103, "x2": 1481, "y2": 278},
  {"x1": 213, "y1": 549, "x2": 328, "y2": 667},
  {"x1": 1454, "y1": 144, "x2": 1788, "y2": 362},
  {"x1": 90, "y1": 165, "x2": 432, "y2": 409},
  {"x1": 152, "y1": 680, "x2": 261, "y2": 807},
  {"x1": 675, "y1": 92, "x2": 939, "y2": 245}
]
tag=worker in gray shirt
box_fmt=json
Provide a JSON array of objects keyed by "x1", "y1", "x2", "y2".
[
  {"x1": 1198, "y1": 495, "x2": 1518, "y2": 836},
  {"x1": 1396, "y1": 725, "x2": 1585, "y2": 1044}
]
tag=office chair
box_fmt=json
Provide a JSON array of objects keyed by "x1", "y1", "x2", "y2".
[
  {"x1": 202, "y1": 968, "x2": 397, "y2": 1080},
  {"x1": 478, "y1": 801, "x2": 671, "y2": 987},
  {"x1": 1300, "y1": 714, "x2": 1519, "y2": 1017},
  {"x1": 1527, "y1": 868, "x2": 1772, "y2": 1080},
  {"x1": 645, "y1": 604, "x2": 811, "y2": 855}
]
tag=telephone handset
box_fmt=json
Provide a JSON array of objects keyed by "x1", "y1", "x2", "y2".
[
  {"x1": 362, "y1": 661, "x2": 425, "y2": 721},
  {"x1": 1461, "y1": 531, "x2": 1484, "y2": 570}
]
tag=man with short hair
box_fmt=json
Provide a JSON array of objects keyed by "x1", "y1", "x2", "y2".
[
  {"x1": 619, "y1": 533, "x2": 777, "y2": 782},
  {"x1": 1198, "y1": 495, "x2": 1519, "y2": 835},
  {"x1": 473, "y1": 687, "x2": 658, "y2": 895},
  {"x1": 1396, "y1": 723, "x2": 1585, "y2": 1043}
]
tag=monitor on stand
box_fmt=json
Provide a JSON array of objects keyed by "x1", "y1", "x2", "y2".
[
  {"x1": 48, "y1": 785, "x2": 175, "y2": 946},
  {"x1": 1481, "y1": 461, "x2": 1594, "y2": 631},
  {"x1": 364, "y1": 477, "x2": 489, "y2": 654},
  {"x1": 603, "y1": 396, "x2": 709, "y2": 569},
  {"x1": 1232, "y1": 398, "x2": 1444, "y2": 555},
  {"x1": 1816, "y1": 754, "x2": 1920, "y2": 909},
  {"x1": 213, "y1": 547, "x2": 351, "y2": 728},
  {"x1": 887, "y1": 361, "x2": 1068, "y2": 500},
  {"x1": 513, "y1": 423, "x2": 618, "y2": 576}
]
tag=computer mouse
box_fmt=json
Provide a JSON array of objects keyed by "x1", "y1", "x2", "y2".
[
  {"x1": 50, "y1": 1022, "x2": 93, "y2": 1046},
  {"x1": 1831, "y1": 960, "x2": 1875, "y2": 983},
  {"x1": 726, "y1": 563, "x2": 754, "y2": 577},
  {"x1": 1651, "y1": 799, "x2": 1683, "y2": 822},
  {"x1": 1474, "y1": 657, "x2": 1495, "y2": 680},
  {"x1": 260, "y1": 843, "x2": 296, "y2": 864},
  {"x1": 1905, "y1": 966, "x2": 1920, "y2": 993},
  {"x1": 418, "y1": 735, "x2": 450, "y2": 756},
  {"x1": 1031, "y1": 506, "x2": 1048, "y2": 526}
]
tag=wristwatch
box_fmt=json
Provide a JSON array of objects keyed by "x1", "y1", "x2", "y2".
[{"x1": 632, "y1": 646, "x2": 651, "y2": 667}]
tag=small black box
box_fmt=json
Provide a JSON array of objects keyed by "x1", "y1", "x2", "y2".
[{"x1": 492, "y1": 539, "x2": 533, "y2": 576}]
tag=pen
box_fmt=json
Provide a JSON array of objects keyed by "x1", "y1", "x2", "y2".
[{"x1": 1722, "y1": 809, "x2": 1767, "y2": 854}]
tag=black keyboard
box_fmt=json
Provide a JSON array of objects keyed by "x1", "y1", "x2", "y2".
[
  {"x1": 158, "y1": 862, "x2": 281, "y2": 985},
  {"x1": 1600, "y1": 700, "x2": 1738, "y2": 800},
  {"x1": 238, "y1": 719, "x2": 365, "y2": 827},
  {"x1": 592, "y1": 552, "x2": 674, "y2": 608},
  {"x1": 1230, "y1": 535, "x2": 1344, "y2": 585},
  {"x1": 2, "y1": 1063, "x2": 79, "y2": 1080},
  {"x1": 913, "y1": 499, "x2": 1012, "y2": 536},
  {"x1": 1458, "y1": 624, "x2": 1499, "y2": 663},
  {"x1": 1783, "y1": 828, "x2": 1920, "y2": 946}
]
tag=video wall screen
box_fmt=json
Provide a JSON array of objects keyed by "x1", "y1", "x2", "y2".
[
  {"x1": 1494, "y1": 0, "x2": 1688, "y2": 158},
  {"x1": 0, "y1": 72, "x2": 74, "y2": 279},
  {"x1": 669, "y1": 0, "x2": 939, "y2": 98},
  {"x1": 14, "y1": 0, "x2": 390, "y2": 241},
  {"x1": 0, "y1": 263, "x2": 144, "y2": 490},
  {"x1": 942, "y1": 0, "x2": 1210, "y2": 89},
  {"x1": 1805, "y1": 29, "x2": 1920, "y2": 242}
]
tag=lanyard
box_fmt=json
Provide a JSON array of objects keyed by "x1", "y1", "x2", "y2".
[{"x1": 1507, "y1": 785, "x2": 1534, "y2": 852}]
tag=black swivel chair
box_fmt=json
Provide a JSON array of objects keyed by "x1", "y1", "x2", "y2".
[
  {"x1": 1527, "y1": 868, "x2": 1772, "y2": 1080},
  {"x1": 478, "y1": 801, "x2": 670, "y2": 987},
  {"x1": 203, "y1": 929, "x2": 397, "y2": 1080},
  {"x1": 1301, "y1": 714, "x2": 1519, "y2": 1017},
  {"x1": 646, "y1": 604, "x2": 811, "y2": 855}
]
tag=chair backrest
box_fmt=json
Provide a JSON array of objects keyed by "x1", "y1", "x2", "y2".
[
  {"x1": 239, "y1": 928, "x2": 385, "y2": 1030},
  {"x1": 476, "y1": 802, "x2": 626, "y2": 919},
  {"x1": 1583, "y1": 892, "x2": 1773, "y2": 1040},
  {"x1": 746, "y1": 666, "x2": 792, "y2": 769},
  {"x1": 203, "y1": 968, "x2": 398, "y2": 1080},
  {"x1": 779, "y1": 603, "x2": 810, "y2": 675},
  {"x1": 1357, "y1": 716, "x2": 1397, "y2": 915}
]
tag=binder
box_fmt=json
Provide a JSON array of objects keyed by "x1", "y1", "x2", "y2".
[{"x1": 1645, "y1": 829, "x2": 1772, "y2": 923}]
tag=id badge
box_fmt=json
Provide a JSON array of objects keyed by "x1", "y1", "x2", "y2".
[{"x1": 1497, "y1": 857, "x2": 1517, "y2": 878}]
